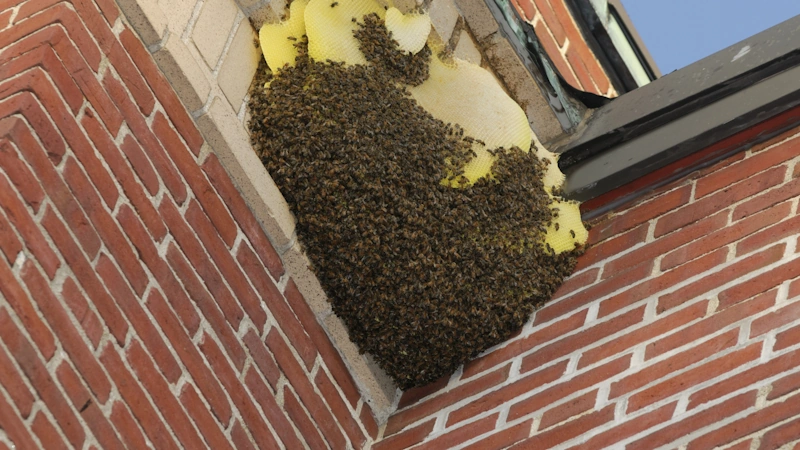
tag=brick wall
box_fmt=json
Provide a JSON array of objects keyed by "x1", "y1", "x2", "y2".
[
  {"x1": 377, "y1": 129, "x2": 800, "y2": 449},
  {"x1": 511, "y1": 0, "x2": 615, "y2": 97},
  {"x1": 0, "y1": 0, "x2": 380, "y2": 447}
]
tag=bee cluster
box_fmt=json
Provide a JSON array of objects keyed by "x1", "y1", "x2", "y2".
[
  {"x1": 353, "y1": 13, "x2": 431, "y2": 86},
  {"x1": 248, "y1": 27, "x2": 580, "y2": 389}
]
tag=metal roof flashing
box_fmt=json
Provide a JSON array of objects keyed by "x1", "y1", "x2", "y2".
[{"x1": 558, "y1": 16, "x2": 800, "y2": 218}]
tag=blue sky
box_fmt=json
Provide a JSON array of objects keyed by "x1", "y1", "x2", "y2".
[{"x1": 620, "y1": 0, "x2": 800, "y2": 74}]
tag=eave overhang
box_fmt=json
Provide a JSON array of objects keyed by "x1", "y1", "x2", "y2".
[{"x1": 557, "y1": 15, "x2": 800, "y2": 218}]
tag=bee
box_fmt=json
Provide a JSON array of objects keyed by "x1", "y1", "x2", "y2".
[
  {"x1": 554, "y1": 222, "x2": 559, "y2": 231},
  {"x1": 570, "y1": 230, "x2": 576, "y2": 238},
  {"x1": 330, "y1": 1, "x2": 338, "y2": 6}
]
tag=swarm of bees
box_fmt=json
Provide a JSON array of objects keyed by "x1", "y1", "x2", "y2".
[{"x1": 248, "y1": 21, "x2": 580, "y2": 389}]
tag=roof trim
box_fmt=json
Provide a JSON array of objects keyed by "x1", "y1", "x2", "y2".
[{"x1": 558, "y1": 15, "x2": 800, "y2": 215}]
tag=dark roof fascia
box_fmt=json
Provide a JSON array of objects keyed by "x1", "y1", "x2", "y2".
[{"x1": 558, "y1": 15, "x2": 800, "y2": 214}]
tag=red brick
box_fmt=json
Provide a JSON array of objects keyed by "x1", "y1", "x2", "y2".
[
  {"x1": 590, "y1": 185, "x2": 692, "y2": 245},
  {"x1": 533, "y1": 19, "x2": 579, "y2": 88},
  {"x1": 154, "y1": 114, "x2": 237, "y2": 246},
  {"x1": 523, "y1": 306, "x2": 643, "y2": 374},
  {"x1": 283, "y1": 385, "x2": 329, "y2": 450},
  {"x1": 751, "y1": 298, "x2": 800, "y2": 339},
  {"x1": 535, "y1": 261, "x2": 651, "y2": 325},
  {"x1": 0, "y1": 94, "x2": 66, "y2": 165},
  {"x1": 116, "y1": 206, "x2": 199, "y2": 332},
  {"x1": 184, "y1": 201, "x2": 265, "y2": 327},
  {"x1": 199, "y1": 334, "x2": 282, "y2": 449},
  {"x1": 646, "y1": 289, "x2": 775, "y2": 360},
  {"x1": 20, "y1": 261, "x2": 111, "y2": 402},
  {"x1": 450, "y1": 362, "x2": 566, "y2": 427},
  {"x1": 106, "y1": 39, "x2": 156, "y2": 115},
  {"x1": 0, "y1": 139, "x2": 45, "y2": 212},
  {"x1": 3, "y1": 77, "x2": 120, "y2": 210},
  {"x1": 374, "y1": 419, "x2": 435, "y2": 450},
  {"x1": 0, "y1": 5, "x2": 102, "y2": 69},
  {"x1": 99, "y1": 343, "x2": 179, "y2": 450},
  {"x1": 33, "y1": 41, "x2": 124, "y2": 133},
  {"x1": 103, "y1": 74, "x2": 187, "y2": 203},
  {"x1": 237, "y1": 246, "x2": 317, "y2": 368},
  {"x1": 604, "y1": 211, "x2": 727, "y2": 278},
  {"x1": 570, "y1": 401, "x2": 676, "y2": 450},
  {"x1": 63, "y1": 157, "x2": 152, "y2": 294},
  {"x1": 315, "y1": 370, "x2": 366, "y2": 448},
  {"x1": 539, "y1": 389, "x2": 596, "y2": 430},
  {"x1": 775, "y1": 323, "x2": 800, "y2": 351},
  {"x1": 243, "y1": 368, "x2": 305, "y2": 449},
  {"x1": 690, "y1": 346, "x2": 800, "y2": 410},
  {"x1": 588, "y1": 302, "x2": 707, "y2": 370},
  {"x1": 687, "y1": 391, "x2": 800, "y2": 450},
  {"x1": 577, "y1": 224, "x2": 648, "y2": 273},
  {"x1": 0, "y1": 172, "x2": 59, "y2": 278},
  {"x1": 533, "y1": 0, "x2": 566, "y2": 44},
  {"x1": 0, "y1": 93, "x2": 67, "y2": 160},
  {"x1": 551, "y1": 267, "x2": 599, "y2": 300},
  {"x1": 0, "y1": 9, "x2": 11, "y2": 28},
  {"x1": 118, "y1": 28, "x2": 204, "y2": 154},
  {"x1": 721, "y1": 256, "x2": 800, "y2": 310},
  {"x1": 109, "y1": 402, "x2": 149, "y2": 449},
  {"x1": 398, "y1": 374, "x2": 450, "y2": 409},
  {"x1": 125, "y1": 340, "x2": 206, "y2": 449},
  {"x1": 202, "y1": 154, "x2": 284, "y2": 278},
  {"x1": 388, "y1": 364, "x2": 509, "y2": 435},
  {"x1": 159, "y1": 199, "x2": 244, "y2": 328},
  {"x1": 179, "y1": 384, "x2": 234, "y2": 450},
  {"x1": 751, "y1": 129, "x2": 800, "y2": 153},
  {"x1": 165, "y1": 244, "x2": 246, "y2": 370},
  {"x1": 696, "y1": 140, "x2": 799, "y2": 198},
  {"x1": 0, "y1": 390, "x2": 38, "y2": 449},
  {"x1": 462, "y1": 419, "x2": 532, "y2": 450},
  {"x1": 82, "y1": 115, "x2": 167, "y2": 240},
  {"x1": 464, "y1": 308, "x2": 585, "y2": 378},
  {"x1": 554, "y1": 0, "x2": 609, "y2": 92},
  {"x1": 284, "y1": 279, "x2": 360, "y2": 404},
  {"x1": 0, "y1": 254, "x2": 56, "y2": 359},
  {"x1": 510, "y1": 357, "x2": 628, "y2": 422},
  {"x1": 93, "y1": 0, "x2": 119, "y2": 23},
  {"x1": 119, "y1": 134, "x2": 160, "y2": 196},
  {"x1": 566, "y1": 47, "x2": 604, "y2": 94},
  {"x1": 6, "y1": 118, "x2": 102, "y2": 257},
  {"x1": 791, "y1": 277, "x2": 800, "y2": 299},
  {"x1": 31, "y1": 412, "x2": 68, "y2": 450},
  {"x1": 0, "y1": 46, "x2": 81, "y2": 114},
  {"x1": 601, "y1": 250, "x2": 725, "y2": 317},
  {"x1": 736, "y1": 213, "x2": 800, "y2": 256},
  {"x1": 659, "y1": 243, "x2": 785, "y2": 312},
  {"x1": 241, "y1": 330, "x2": 281, "y2": 390},
  {"x1": 627, "y1": 391, "x2": 756, "y2": 450},
  {"x1": 613, "y1": 329, "x2": 739, "y2": 399},
  {"x1": 664, "y1": 201, "x2": 791, "y2": 271},
  {"x1": 230, "y1": 420, "x2": 257, "y2": 450},
  {"x1": 95, "y1": 255, "x2": 182, "y2": 382},
  {"x1": 417, "y1": 413, "x2": 498, "y2": 450},
  {"x1": 628, "y1": 342, "x2": 761, "y2": 413},
  {"x1": 514, "y1": 404, "x2": 614, "y2": 449},
  {"x1": 759, "y1": 416, "x2": 800, "y2": 450},
  {"x1": 361, "y1": 405, "x2": 380, "y2": 440},
  {"x1": 656, "y1": 166, "x2": 785, "y2": 237},
  {"x1": 0, "y1": 343, "x2": 34, "y2": 417},
  {"x1": 512, "y1": 0, "x2": 534, "y2": 21},
  {"x1": 266, "y1": 328, "x2": 349, "y2": 448},
  {"x1": 145, "y1": 290, "x2": 232, "y2": 424},
  {"x1": 769, "y1": 370, "x2": 800, "y2": 401},
  {"x1": 0, "y1": 309, "x2": 84, "y2": 447},
  {"x1": 61, "y1": 278, "x2": 103, "y2": 349},
  {"x1": 733, "y1": 170, "x2": 800, "y2": 222},
  {"x1": 54, "y1": 363, "x2": 125, "y2": 450}
]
